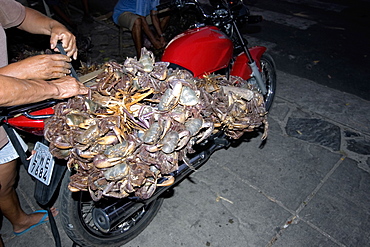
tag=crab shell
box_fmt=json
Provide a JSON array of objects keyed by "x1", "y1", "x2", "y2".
[
  {"x1": 103, "y1": 162, "x2": 130, "y2": 181},
  {"x1": 179, "y1": 86, "x2": 199, "y2": 106}
]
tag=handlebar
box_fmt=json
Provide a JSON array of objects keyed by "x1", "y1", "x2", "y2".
[
  {"x1": 157, "y1": 0, "x2": 213, "y2": 17},
  {"x1": 157, "y1": 0, "x2": 197, "y2": 12},
  {"x1": 157, "y1": 0, "x2": 258, "y2": 24}
]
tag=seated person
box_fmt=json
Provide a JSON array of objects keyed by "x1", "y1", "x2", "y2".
[{"x1": 113, "y1": 0, "x2": 169, "y2": 58}]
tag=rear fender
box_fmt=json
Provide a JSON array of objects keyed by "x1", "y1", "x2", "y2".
[{"x1": 6, "y1": 107, "x2": 54, "y2": 136}]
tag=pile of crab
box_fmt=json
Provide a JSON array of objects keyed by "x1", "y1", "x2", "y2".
[{"x1": 44, "y1": 48, "x2": 268, "y2": 201}]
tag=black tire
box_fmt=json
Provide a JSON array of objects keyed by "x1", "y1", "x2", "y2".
[
  {"x1": 259, "y1": 53, "x2": 277, "y2": 111},
  {"x1": 59, "y1": 171, "x2": 164, "y2": 247}
]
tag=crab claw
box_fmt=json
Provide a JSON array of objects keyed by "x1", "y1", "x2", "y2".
[
  {"x1": 26, "y1": 149, "x2": 37, "y2": 160},
  {"x1": 75, "y1": 148, "x2": 99, "y2": 159},
  {"x1": 97, "y1": 135, "x2": 118, "y2": 145},
  {"x1": 93, "y1": 155, "x2": 121, "y2": 169},
  {"x1": 157, "y1": 176, "x2": 175, "y2": 187},
  {"x1": 68, "y1": 184, "x2": 81, "y2": 192}
]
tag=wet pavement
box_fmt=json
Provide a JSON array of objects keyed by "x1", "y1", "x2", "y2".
[{"x1": 1, "y1": 3, "x2": 370, "y2": 247}]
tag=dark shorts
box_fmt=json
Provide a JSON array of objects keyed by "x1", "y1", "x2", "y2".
[{"x1": 117, "y1": 12, "x2": 152, "y2": 30}]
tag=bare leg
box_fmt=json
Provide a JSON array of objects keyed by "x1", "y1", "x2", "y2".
[
  {"x1": 160, "y1": 16, "x2": 171, "y2": 32},
  {"x1": 139, "y1": 16, "x2": 163, "y2": 50},
  {"x1": 131, "y1": 18, "x2": 143, "y2": 58},
  {"x1": 0, "y1": 160, "x2": 57, "y2": 234},
  {"x1": 159, "y1": 16, "x2": 171, "y2": 47}
]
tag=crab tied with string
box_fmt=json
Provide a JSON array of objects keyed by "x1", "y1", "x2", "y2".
[{"x1": 44, "y1": 48, "x2": 268, "y2": 201}]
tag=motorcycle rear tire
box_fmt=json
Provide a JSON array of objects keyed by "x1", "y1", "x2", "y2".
[
  {"x1": 259, "y1": 53, "x2": 277, "y2": 111},
  {"x1": 59, "y1": 171, "x2": 164, "y2": 247}
]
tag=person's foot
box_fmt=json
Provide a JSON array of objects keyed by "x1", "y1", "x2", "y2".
[
  {"x1": 153, "y1": 39, "x2": 165, "y2": 50},
  {"x1": 13, "y1": 208, "x2": 59, "y2": 235}
]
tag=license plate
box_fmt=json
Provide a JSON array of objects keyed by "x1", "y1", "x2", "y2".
[{"x1": 28, "y1": 142, "x2": 55, "y2": 186}]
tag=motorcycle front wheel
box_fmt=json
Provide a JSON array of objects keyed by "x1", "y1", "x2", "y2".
[
  {"x1": 259, "y1": 53, "x2": 277, "y2": 111},
  {"x1": 59, "y1": 171, "x2": 164, "y2": 247}
]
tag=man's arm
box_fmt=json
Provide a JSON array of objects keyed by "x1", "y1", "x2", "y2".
[
  {"x1": 0, "y1": 74, "x2": 88, "y2": 107},
  {"x1": 17, "y1": 7, "x2": 77, "y2": 59}
]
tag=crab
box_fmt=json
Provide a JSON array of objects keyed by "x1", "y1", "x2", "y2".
[
  {"x1": 185, "y1": 117, "x2": 214, "y2": 144},
  {"x1": 43, "y1": 48, "x2": 268, "y2": 201}
]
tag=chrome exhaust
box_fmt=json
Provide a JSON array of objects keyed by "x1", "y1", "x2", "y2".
[{"x1": 92, "y1": 133, "x2": 230, "y2": 233}]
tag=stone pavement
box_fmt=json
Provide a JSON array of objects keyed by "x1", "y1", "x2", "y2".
[{"x1": 1, "y1": 7, "x2": 370, "y2": 247}]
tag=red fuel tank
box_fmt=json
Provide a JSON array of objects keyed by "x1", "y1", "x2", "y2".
[{"x1": 161, "y1": 26, "x2": 233, "y2": 78}]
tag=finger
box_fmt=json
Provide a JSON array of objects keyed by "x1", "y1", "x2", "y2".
[
  {"x1": 62, "y1": 36, "x2": 77, "y2": 57},
  {"x1": 78, "y1": 84, "x2": 89, "y2": 95},
  {"x1": 49, "y1": 33, "x2": 59, "y2": 50},
  {"x1": 52, "y1": 60, "x2": 72, "y2": 70},
  {"x1": 59, "y1": 68, "x2": 72, "y2": 75},
  {"x1": 72, "y1": 48, "x2": 78, "y2": 60},
  {"x1": 68, "y1": 43, "x2": 78, "y2": 59},
  {"x1": 50, "y1": 70, "x2": 71, "y2": 79},
  {"x1": 50, "y1": 69, "x2": 72, "y2": 78},
  {"x1": 66, "y1": 46, "x2": 77, "y2": 59},
  {"x1": 53, "y1": 33, "x2": 71, "y2": 55},
  {"x1": 50, "y1": 54, "x2": 72, "y2": 62}
]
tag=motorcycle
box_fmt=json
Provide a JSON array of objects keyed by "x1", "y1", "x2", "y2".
[
  {"x1": 0, "y1": 0, "x2": 276, "y2": 246},
  {"x1": 161, "y1": 0, "x2": 275, "y2": 110}
]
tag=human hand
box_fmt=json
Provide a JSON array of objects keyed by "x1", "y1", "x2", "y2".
[
  {"x1": 51, "y1": 76, "x2": 89, "y2": 99},
  {"x1": 12, "y1": 54, "x2": 73, "y2": 80},
  {"x1": 49, "y1": 25, "x2": 78, "y2": 59},
  {"x1": 0, "y1": 74, "x2": 88, "y2": 107}
]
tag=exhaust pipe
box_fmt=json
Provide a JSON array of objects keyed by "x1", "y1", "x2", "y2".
[
  {"x1": 92, "y1": 133, "x2": 230, "y2": 233},
  {"x1": 92, "y1": 200, "x2": 145, "y2": 233}
]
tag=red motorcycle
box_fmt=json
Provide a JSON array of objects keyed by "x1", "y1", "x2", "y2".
[
  {"x1": 161, "y1": 0, "x2": 275, "y2": 111},
  {"x1": 0, "y1": 0, "x2": 276, "y2": 246}
]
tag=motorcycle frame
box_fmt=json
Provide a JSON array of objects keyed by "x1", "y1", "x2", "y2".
[{"x1": 0, "y1": 1, "x2": 272, "y2": 236}]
